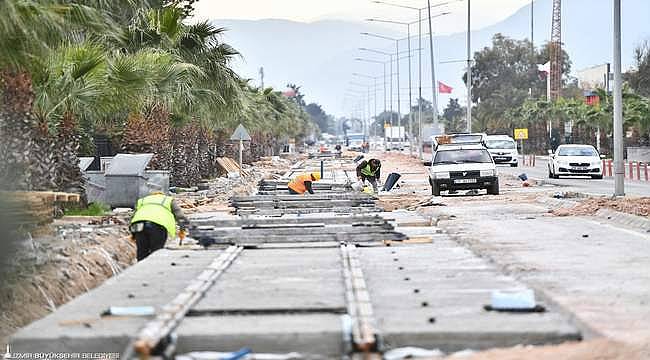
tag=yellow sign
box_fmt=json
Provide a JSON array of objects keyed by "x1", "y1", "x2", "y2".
[
  {"x1": 514, "y1": 128, "x2": 528, "y2": 140},
  {"x1": 384, "y1": 123, "x2": 391, "y2": 128}
]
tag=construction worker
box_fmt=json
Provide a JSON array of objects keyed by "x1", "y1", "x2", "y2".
[
  {"x1": 287, "y1": 172, "x2": 322, "y2": 195},
  {"x1": 130, "y1": 191, "x2": 187, "y2": 261},
  {"x1": 356, "y1": 158, "x2": 381, "y2": 193}
]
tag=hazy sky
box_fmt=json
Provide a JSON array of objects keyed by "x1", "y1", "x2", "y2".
[{"x1": 194, "y1": 0, "x2": 534, "y2": 34}]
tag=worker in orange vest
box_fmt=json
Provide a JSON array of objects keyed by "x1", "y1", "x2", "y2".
[{"x1": 288, "y1": 172, "x2": 322, "y2": 194}]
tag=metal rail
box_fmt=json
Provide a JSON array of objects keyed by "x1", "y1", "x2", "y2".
[
  {"x1": 340, "y1": 243, "x2": 381, "y2": 354},
  {"x1": 122, "y1": 245, "x2": 244, "y2": 359}
]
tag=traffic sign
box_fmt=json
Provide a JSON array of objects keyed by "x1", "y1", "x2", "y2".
[
  {"x1": 514, "y1": 128, "x2": 528, "y2": 140},
  {"x1": 230, "y1": 124, "x2": 251, "y2": 141}
]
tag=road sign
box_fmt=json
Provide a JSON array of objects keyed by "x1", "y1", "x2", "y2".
[
  {"x1": 514, "y1": 128, "x2": 528, "y2": 140},
  {"x1": 230, "y1": 124, "x2": 251, "y2": 141}
]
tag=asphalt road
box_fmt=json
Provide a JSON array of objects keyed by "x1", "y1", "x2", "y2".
[{"x1": 498, "y1": 157, "x2": 650, "y2": 197}]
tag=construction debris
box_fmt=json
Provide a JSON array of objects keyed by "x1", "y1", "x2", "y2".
[{"x1": 552, "y1": 197, "x2": 650, "y2": 217}]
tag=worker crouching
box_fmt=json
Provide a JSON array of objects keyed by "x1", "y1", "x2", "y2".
[
  {"x1": 356, "y1": 158, "x2": 381, "y2": 193},
  {"x1": 288, "y1": 172, "x2": 322, "y2": 195},
  {"x1": 130, "y1": 191, "x2": 188, "y2": 261}
]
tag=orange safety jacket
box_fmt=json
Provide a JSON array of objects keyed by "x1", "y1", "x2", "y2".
[{"x1": 288, "y1": 174, "x2": 313, "y2": 194}]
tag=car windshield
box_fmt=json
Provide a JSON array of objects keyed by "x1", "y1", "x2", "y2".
[
  {"x1": 434, "y1": 149, "x2": 493, "y2": 164},
  {"x1": 486, "y1": 140, "x2": 515, "y2": 149},
  {"x1": 557, "y1": 147, "x2": 598, "y2": 157}
]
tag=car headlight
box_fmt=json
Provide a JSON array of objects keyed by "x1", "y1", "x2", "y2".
[
  {"x1": 480, "y1": 169, "x2": 496, "y2": 177},
  {"x1": 434, "y1": 172, "x2": 450, "y2": 179}
]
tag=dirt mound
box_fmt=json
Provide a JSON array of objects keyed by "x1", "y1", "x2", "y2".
[
  {"x1": 0, "y1": 221, "x2": 134, "y2": 347},
  {"x1": 552, "y1": 197, "x2": 650, "y2": 217}
]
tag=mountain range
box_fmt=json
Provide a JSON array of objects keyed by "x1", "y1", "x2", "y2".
[{"x1": 213, "y1": 0, "x2": 650, "y2": 116}]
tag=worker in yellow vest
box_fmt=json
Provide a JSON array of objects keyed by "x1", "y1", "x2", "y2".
[
  {"x1": 356, "y1": 158, "x2": 381, "y2": 193},
  {"x1": 130, "y1": 191, "x2": 187, "y2": 261},
  {"x1": 287, "y1": 172, "x2": 322, "y2": 195}
]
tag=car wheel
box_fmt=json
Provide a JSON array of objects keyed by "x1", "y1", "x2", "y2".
[
  {"x1": 548, "y1": 167, "x2": 554, "y2": 179},
  {"x1": 487, "y1": 180, "x2": 500, "y2": 195},
  {"x1": 431, "y1": 182, "x2": 441, "y2": 196},
  {"x1": 511, "y1": 163, "x2": 518, "y2": 167},
  {"x1": 591, "y1": 175, "x2": 603, "y2": 179}
]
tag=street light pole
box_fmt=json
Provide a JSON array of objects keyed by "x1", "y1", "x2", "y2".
[
  {"x1": 355, "y1": 57, "x2": 389, "y2": 146},
  {"x1": 427, "y1": 0, "x2": 439, "y2": 135},
  {"x1": 396, "y1": 40, "x2": 402, "y2": 146},
  {"x1": 373, "y1": 0, "x2": 462, "y2": 159},
  {"x1": 613, "y1": 0, "x2": 624, "y2": 196},
  {"x1": 406, "y1": 24, "x2": 414, "y2": 155},
  {"x1": 466, "y1": 0, "x2": 472, "y2": 132},
  {"x1": 418, "y1": 9, "x2": 423, "y2": 159}
]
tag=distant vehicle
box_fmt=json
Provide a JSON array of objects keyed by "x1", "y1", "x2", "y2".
[
  {"x1": 386, "y1": 126, "x2": 406, "y2": 151},
  {"x1": 548, "y1": 144, "x2": 603, "y2": 179},
  {"x1": 347, "y1": 133, "x2": 366, "y2": 151},
  {"x1": 428, "y1": 143, "x2": 499, "y2": 196},
  {"x1": 485, "y1": 135, "x2": 518, "y2": 167}
]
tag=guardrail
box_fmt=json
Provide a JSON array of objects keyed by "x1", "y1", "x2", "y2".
[{"x1": 602, "y1": 160, "x2": 649, "y2": 181}]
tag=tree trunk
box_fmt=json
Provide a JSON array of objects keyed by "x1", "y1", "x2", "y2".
[
  {"x1": 31, "y1": 116, "x2": 58, "y2": 190},
  {"x1": 55, "y1": 111, "x2": 85, "y2": 201},
  {"x1": 0, "y1": 70, "x2": 36, "y2": 190}
]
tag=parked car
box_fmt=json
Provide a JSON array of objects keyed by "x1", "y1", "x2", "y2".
[
  {"x1": 548, "y1": 144, "x2": 603, "y2": 179},
  {"x1": 485, "y1": 135, "x2": 518, "y2": 167},
  {"x1": 428, "y1": 143, "x2": 499, "y2": 196}
]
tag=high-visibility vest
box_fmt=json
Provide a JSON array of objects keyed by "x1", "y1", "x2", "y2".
[
  {"x1": 130, "y1": 194, "x2": 177, "y2": 238},
  {"x1": 361, "y1": 163, "x2": 378, "y2": 177},
  {"x1": 288, "y1": 174, "x2": 312, "y2": 194}
]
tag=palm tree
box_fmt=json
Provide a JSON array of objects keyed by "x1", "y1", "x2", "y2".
[{"x1": 0, "y1": 0, "x2": 113, "y2": 190}]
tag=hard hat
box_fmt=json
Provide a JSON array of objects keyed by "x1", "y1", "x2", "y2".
[{"x1": 311, "y1": 172, "x2": 322, "y2": 181}]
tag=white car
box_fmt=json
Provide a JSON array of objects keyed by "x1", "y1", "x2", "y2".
[
  {"x1": 548, "y1": 144, "x2": 603, "y2": 179},
  {"x1": 428, "y1": 143, "x2": 499, "y2": 196},
  {"x1": 485, "y1": 135, "x2": 518, "y2": 167}
]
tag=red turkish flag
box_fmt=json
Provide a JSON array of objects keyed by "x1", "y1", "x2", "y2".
[{"x1": 438, "y1": 81, "x2": 453, "y2": 94}]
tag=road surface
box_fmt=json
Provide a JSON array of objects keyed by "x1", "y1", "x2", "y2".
[{"x1": 498, "y1": 157, "x2": 650, "y2": 197}]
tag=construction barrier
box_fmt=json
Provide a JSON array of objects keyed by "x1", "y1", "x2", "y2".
[
  {"x1": 521, "y1": 155, "x2": 536, "y2": 167},
  {"x1": 602, "y1": 160, "x2": 649, "y2": 181}
]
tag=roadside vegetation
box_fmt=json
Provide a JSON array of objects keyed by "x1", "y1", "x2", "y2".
[{"x1": 0, "y1": 0, "x2": 320, "y2": 194}]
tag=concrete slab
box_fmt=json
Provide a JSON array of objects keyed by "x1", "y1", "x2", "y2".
[
  {"x1": 428, "y1": 201, "x2": 650, "y2": 342},
  {"x1": 176, "y1": 314, "x2": 344, "y2": 356},
  {"x1": 359, "y1": 244, "x2": 581, "y2": 352},
  {"x1": 193, "y1": 248, "x2": 345, "y2": 313},
  {"x1": 11, "y1": 250, "x2": 223, "y2": 352}
]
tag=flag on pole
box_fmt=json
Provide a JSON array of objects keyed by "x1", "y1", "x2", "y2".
[
  {"x1": 438, "y1": 81, "x2": 453, "y2": 94},
  {"x1": 537, "y1": 62, "x2": 550, "y2": 74}
]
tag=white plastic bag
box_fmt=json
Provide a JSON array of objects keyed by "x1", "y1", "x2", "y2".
[{"x1": 351, "y1": 180, "x2": 364, "y2": 192}]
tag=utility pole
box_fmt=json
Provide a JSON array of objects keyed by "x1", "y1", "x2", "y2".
[
  {"x1": 466, "y1": 0, "x2": 472, "y2": 132},
  {"x1": 531, "y1": 0, "x2": 534, "y2": 49},
  {"x1": 613, "y1": 0, "x2": 624, "y2": 196},
  {"x1": 418, "y1": 9, "x2": 423, "y2": 160},
  {"x1": 407, "y1": 25, "x2": 414, "y2": 156},
  {"x1": 259, "y1": 67, "x2": 264, "y2": 88},
  {"x1": 427, "y1": 0, "x2": 439, "y2": 136},
  {"x1": 396, "y1": 40, "x2": 402, "y2": 145}
]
